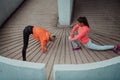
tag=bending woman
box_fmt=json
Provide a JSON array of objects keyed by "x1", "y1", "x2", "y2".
[
  {"x1": 22, "y1": 25, "x2": 56, "y2": 61},
  {"x1": 69, "y1": 16, "x2": 120, "y2": 53}
]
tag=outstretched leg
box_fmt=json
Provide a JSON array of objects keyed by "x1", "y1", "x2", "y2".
[{"x1": 85, "y1": 40, "x2": 115, "y2": 50}]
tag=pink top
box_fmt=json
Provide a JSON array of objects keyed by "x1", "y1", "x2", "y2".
[{"x1": 71, "y1": 24, "x2": 90, "y2": 44}]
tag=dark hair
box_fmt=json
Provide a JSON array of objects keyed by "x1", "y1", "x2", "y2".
[
  {"x1": 50, "y1": 35, "x2": 56, "y2": 41},
  {"x1": 77, "y1": 16, "x2": 90, "y2": 27}
]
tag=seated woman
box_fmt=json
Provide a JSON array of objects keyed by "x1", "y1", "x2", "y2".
[{"x1": 69, "y1": 16, "x2": 120, "y2": 53}]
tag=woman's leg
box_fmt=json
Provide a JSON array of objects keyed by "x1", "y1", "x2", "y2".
[
  {"x1": 68, "y1": 36, "x2": 81, "y2": 50},
  {"x1": 22, "y1": 26, "x2": 33, "y2": 61},
  {"x1": 85, "y1": 40, "x2": 115, "y2": 50}
]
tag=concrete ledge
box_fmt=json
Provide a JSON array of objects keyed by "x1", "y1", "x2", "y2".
[
  {"x1": 0, "y1": 56, "x2": 47, "y2": 80},
  {"x1": 54, "y1": 56, "x2": 120, "y2": 80},
  {"x1": 0, "y1": 0, "x2": 24, "y2": 26}
]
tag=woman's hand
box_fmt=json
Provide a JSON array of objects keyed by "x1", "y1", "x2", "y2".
[{"x1": 70, "y1": 34, "x2": 74, "y2": 38}]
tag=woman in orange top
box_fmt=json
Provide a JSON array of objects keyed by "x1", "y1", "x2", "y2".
[
  {"x1": 22, "y1": 25, "x2": 56, "y2": 61},
  {"x1": 69, "y1": 16, "x2": 120, "y2": 53}
]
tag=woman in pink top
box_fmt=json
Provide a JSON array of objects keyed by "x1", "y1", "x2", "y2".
[{"x1": 69, "y1": 16, "x2": 120, "y2": 53}]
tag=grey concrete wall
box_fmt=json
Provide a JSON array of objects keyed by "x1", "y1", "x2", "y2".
[
  {"x1": 54, "y1": 56, "x2": 120, "y2": 80},
  {"x1": 0, "y1": 0, "x2": 24, "y2": 26},
  {"x1": 0, "y1": 56, "x2": 47, "y2": 80}
]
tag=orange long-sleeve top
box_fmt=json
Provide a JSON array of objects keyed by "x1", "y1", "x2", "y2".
[
  {"x1": 32, "y1": 26, "x2": 50, "y2": 52},
  {"x1": 71, "y1": 24, "x2": 90, "y2": 44}
]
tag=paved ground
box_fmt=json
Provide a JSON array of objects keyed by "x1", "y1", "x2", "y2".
[{"x1": 0, "y1": 0, "x2": 120, "y2": 80}]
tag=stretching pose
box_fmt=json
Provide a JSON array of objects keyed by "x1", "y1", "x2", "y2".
[
  {"x1": 22, "y1": 25, "x2": 56, "y2": 61},
  {"x1": 69, "y1": 16, "x2": 120, "y2": 53}
]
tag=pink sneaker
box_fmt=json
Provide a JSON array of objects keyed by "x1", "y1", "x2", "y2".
[
  {"x1": 72, "y1": 47, "x2": 81, "y2": 51},
  {"x1": 113, "y1": 44, "x2": 120, "y2": 53}
]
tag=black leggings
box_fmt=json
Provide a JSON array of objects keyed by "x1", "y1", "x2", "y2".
[{"x1": 22, "y1": 25, "x2": 33, "y2": 61}]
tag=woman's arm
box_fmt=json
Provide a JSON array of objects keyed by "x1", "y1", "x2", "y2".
[
  {"x1": 71, "y1": 27, "x2": 89, "y2": 40},
  {"x1": 70, "y1": 24, "x2": 79, "y2": 38},
  {"x1": 41, "y1": 40, "x2": 47, "y2": 52}
]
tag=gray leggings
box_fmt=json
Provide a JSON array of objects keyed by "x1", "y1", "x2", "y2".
[
  {"x1": 69, "y1": 36, "x2": 114, "y2": 50},
  {"x1": 85, "y1": 40, "x2": 114, "y2": 50}
]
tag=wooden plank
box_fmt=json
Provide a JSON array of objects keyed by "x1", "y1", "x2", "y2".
[
  {"x1": 67, "y1": 29, "x2": 77, "y2": 64},
  {"x1": 0, "y1": 39, "x2": 23, "y2": 57},
  {"x1": 91, "y1": 30, "x2": 120, "y2": 41},
  {"x1": 48, "y1": 29, "x2": 66, "y2": 80},
  {"x1": 2, "y1": 38, "x2": 34, "y2": 59},
  {"x1": 80, "y1": 44, "x2": 95, "y2": 63},
  {"x1": 45, "y1": 29, "x2": 63, "y2": 80},
  {"x1": 59, "y1": 28, "x2": 66, "y2": 64},
  {"x1": 26, "y1": 41, "x2": 41, "y2": 61},
  {"x1": 0, "y1": 34, "x2": 22, "y2": 43},
  {"x1": 65, "y1": 28, "x2": 71, "y2": 64},
  {"x1": 0, "y1": 38, "x2": 22, "y2": 51},
  {"x1": 77, "y1": 45, "x2": 89, "y2": 63}
]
